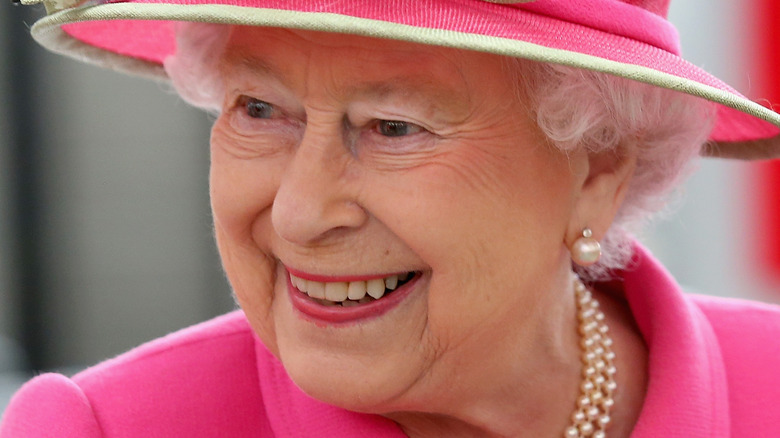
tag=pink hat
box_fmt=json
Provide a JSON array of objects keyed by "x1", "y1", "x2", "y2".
[{"x1": 20, "y1": 0, "x2": 780, "y2": 159}]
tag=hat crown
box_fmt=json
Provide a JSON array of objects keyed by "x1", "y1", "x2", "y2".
[
  {"x1": 487, "y1": 0, "x2": 671, "y2": 17},
  {"x1": 508, "y1": 0, "x2": 680, "y2": 54},
  {"x1": 621, "y1": 0, "x2": 670, "y2": 17}
]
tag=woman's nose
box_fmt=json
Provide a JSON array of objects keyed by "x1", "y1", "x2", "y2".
[{"x1": 271, "y1": 130, "x2": 367, "y2": 246}]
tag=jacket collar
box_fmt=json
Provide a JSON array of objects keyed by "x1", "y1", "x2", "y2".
[{"x1": 621, "y1": 243, "x2": 730, "y2": 437}]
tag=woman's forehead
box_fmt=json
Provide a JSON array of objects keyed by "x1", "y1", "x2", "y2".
[{"x1": 219, "y1": 26, "x2": 507, "y2": 94}]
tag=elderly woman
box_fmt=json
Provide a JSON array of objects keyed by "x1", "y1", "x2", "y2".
[{"x1": 2, "y1": 1, "x2": 780, "y2": 437}]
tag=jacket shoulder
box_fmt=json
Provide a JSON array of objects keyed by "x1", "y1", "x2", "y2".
[
  {"x1": 693, "y1": 295, "x2": 780, "y2": 352},
  {"x1": 0, "y1": 373, "x2": 102, "y2": 437},
  {"x1": 72, "y1": 310, "x2": 272, "y2": 437},
  {"x1": 692, "y1": 295, "x2": 780, "y2": 432},
  {"x1": 4, "y1": 311, "x2": 274, "y2": 438},
  {"x1": 77, "y1": 309, "x2": 256, "y2": 381}
]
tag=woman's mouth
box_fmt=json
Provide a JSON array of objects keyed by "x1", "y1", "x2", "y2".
[
  {"x1": 289, "y1": 271, "x2": 417, "y2": 307},
  {"x1": 285, "y1": 268, "x2": 422, "y2": 324}
]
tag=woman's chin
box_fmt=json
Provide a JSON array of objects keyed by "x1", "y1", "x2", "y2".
[{"x1": 279, "y1": 351, "x2": 415, "y2": 413}]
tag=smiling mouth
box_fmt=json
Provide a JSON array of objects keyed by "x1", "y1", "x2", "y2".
[{"x1": 289, "y1": 271, "x2": 419, "y2": 307}]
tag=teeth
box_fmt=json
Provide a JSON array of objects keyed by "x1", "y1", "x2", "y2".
[
  {"x1": 366, "y1": 278, "x2": 386, "y2": 299},
  {"x1": 324, "y1": 282, "x2": 349, "y2": 302},
  {"x1": 290, "y1": 271, "x2": 415, "y2": 304},
  {"x1": 347, "y1": 281, "x2": 367, "y2": 300},
  {"x1": 307, "y1": 280, "x2": 326, "y2": 299},
  {"x1": 292, "y1": 275, "x2": 308, "y2": 292}
]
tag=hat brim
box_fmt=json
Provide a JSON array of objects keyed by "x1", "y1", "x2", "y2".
[{"x1": 29, "y1": 2, "x2": 780, "y2": 159}]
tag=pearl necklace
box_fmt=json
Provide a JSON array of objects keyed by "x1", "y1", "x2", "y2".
[{"x1": 564, "y1": 277, "x2": 617, "y2": 438}]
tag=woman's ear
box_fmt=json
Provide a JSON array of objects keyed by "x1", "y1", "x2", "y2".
[{"x1": 566, "y1": 146, "x2": 637, "y2": 245}]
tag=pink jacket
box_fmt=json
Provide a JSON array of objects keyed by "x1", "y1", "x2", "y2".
[{"x1": 2, "y1": 245, "x2": 780, "y2": 437}]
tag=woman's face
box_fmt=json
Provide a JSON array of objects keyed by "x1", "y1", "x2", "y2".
[{"x1": 211, "y1": 27, "x2": 584, "y2": 412}]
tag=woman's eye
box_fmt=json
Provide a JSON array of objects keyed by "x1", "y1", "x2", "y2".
[
  {"x1": 376, "y1": 120, "x2": 423, "y2": 137},
  {"x1": 243, "y1": 97, "x2": 276, "y2": 119}
]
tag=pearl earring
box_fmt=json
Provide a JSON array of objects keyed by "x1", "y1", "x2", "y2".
[{"x1": 571, "y1": 228, "x2": 601, "y2": 266}]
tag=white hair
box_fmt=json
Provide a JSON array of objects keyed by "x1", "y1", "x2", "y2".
[
  {"x1": 510, "y1": 60, "x2": 715, "y2": 279},
  {"x1": 165, "y1": 22, "x2": 715, "y2": 281},
  {"x1": 163, "y1": 23, "x2": 229, "y2": 113}
]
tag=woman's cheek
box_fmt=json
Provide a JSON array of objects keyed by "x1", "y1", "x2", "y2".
[
  {"x1": 214, "y1": 223, "x2": 281, "y2": 357},
  {"x1": 210, "y1": 132, "x2": 287, "y2": 246}
]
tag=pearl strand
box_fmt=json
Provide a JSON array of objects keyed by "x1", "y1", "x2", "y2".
[{"x1": 564, "y1": 277, "x2": 617, "y2": 438}]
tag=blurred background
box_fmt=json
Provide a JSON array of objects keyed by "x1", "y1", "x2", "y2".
[{"x1": 1, "y1": 0, "x2": 780, "y2": 413}]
